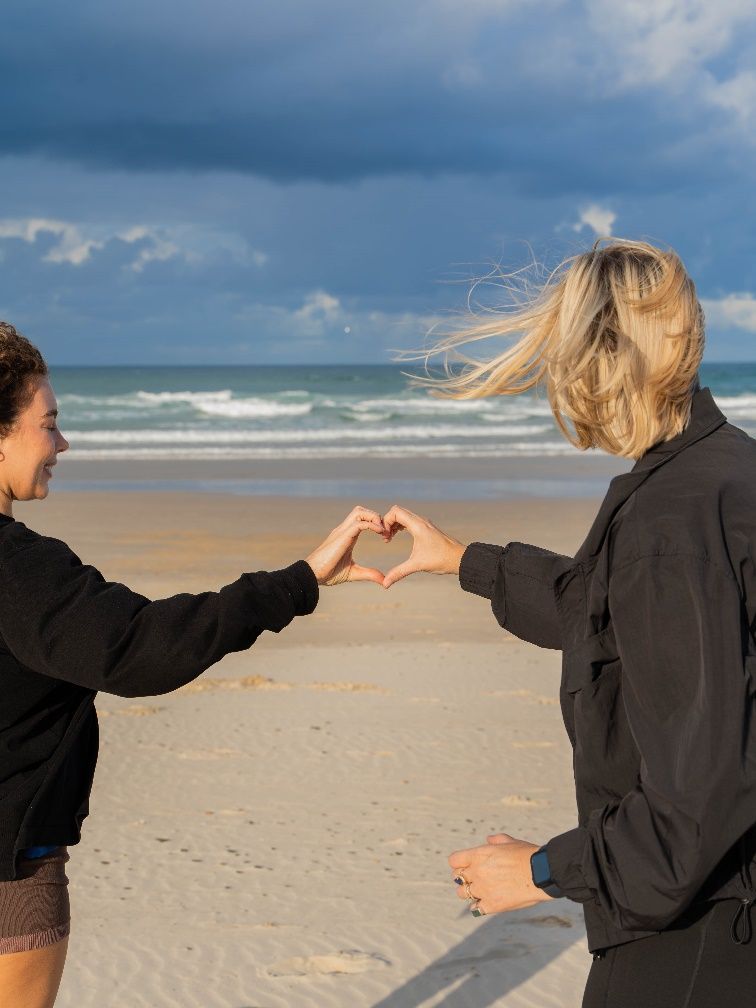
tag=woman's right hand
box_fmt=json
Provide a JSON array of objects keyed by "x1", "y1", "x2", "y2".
[
  {"x1": 381, "y1": 505, "x2": 466, "y2": 588},
  {"x1": 305, "y1": 506, "x2": 388, "y2": 586}
]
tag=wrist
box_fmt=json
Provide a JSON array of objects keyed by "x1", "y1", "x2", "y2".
[
  {"x1": 447, "y1": 540, "x2": 466, "y2": 575},
  {"x1": 529, "y1": 845, "x2": 563, "y2": 900}
]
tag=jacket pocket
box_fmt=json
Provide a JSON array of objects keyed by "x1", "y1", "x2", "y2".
[
  {"x1": 562, "y1": 626, "x2": 619, "y2": 694},
  {"x1": 562, "y1": 628, "x2": 642, "y2": 812}
]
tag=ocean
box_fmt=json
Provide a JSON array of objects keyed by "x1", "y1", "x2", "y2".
[{"x1": 50, "y1": 362, "x2": 756, "y2": 463}]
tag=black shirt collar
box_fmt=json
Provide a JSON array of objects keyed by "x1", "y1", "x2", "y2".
[
  {"x1": 575, "y1": 386, "x2": 727, "y2": 560},
  {"x1": 631, "y1": 386, "x2": 727, "y2": 473}
]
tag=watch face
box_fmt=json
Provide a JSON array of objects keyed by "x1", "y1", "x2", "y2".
[{"x1": 531, "y1": 848, "x2": 552, "y2": 887}]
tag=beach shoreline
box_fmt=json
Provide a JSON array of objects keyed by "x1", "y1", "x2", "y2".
[{"x1": 49, "y1": 452, "x2": 631, "y2": 502}]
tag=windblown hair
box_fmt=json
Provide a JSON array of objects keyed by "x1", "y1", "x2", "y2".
[
  {"x1": 0, "y1": 322, "x2": 48, "y2": 438},
  {"x1": 411, "y1": 238, "x2": 704, "y2": 459}
]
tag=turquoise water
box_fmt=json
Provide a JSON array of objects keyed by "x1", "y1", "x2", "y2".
[{"x1": 49, "y1": 363, "x2": 756, "y2": 463}]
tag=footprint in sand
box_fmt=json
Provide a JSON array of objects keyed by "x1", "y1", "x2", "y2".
[
  {"x1": 176, "y1": 747, "x2": 242, "y2": 760},
  {"x1": 180, "y1": 675, "x2": 387, "y2": 695},
  {"x1": 500, "y1": 794, "x2": 547, "y2": 808},
  {"x1": 511, "y1": 740, "x2": 556, "y2": 749},
  {"x1": 267, "y1": 950, "x2": 391, "y2": 977},
  {"x1": 97, "y1": 705, "x2": 163, "y2": 718}
]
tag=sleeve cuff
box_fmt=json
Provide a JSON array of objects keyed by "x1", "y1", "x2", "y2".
[
  {"x1": 545, "y1": 827, "x2": 594, "y2": 903},
  {"x1": 269, "y1": 560, "x2": 319, "y2": 616},
  {"x1": 458, "y1": 542, "x2": 507, "y2": 599}
]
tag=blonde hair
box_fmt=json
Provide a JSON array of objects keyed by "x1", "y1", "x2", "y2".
[{"x1": 411, "y1": 238, "x2": 704, "y2": 459}]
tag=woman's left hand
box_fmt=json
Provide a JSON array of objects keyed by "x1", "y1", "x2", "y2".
[
  {"x1": 448, "y1": 833, "x2": 553, "y2": 915},
  {"x1": 305, "y1": 506, "x2": 388, "y2": 586}
]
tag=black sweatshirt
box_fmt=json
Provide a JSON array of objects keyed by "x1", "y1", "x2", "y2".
[
  {"x1": 0, "y1": 517, "x2": 318, "y2": 880},
  {"x1": 460, "y1": 387, "x2": 756, "y2": 951}
]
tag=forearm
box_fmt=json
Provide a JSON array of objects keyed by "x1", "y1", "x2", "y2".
[
  {"x1": 459, "y1": 541, "x2": 571, "y2": 649},
  {"x1": 0, "y1": 537, "x2": 319, "y2": 697},
  {"x1": 96, "y1": 560, "x2": 319, "y2": 697}
]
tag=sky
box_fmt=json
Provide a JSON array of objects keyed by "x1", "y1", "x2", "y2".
[{"x1": 0, "y1": 0, "x2": 755, "y2": 364}]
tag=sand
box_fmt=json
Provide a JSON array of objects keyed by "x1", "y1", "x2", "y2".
[{"x1": 14, "y1": 490, "x2": 603, "y2": 1008}]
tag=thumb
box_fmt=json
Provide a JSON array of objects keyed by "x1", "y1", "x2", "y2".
[
  {"x1": 382, "y1": 560, "x2": 419, "y2": 589},
  {"x1": 349, "y1": 564, "x2": 387, "y2": 586},
  {"x1": 486, "y1": 833, "x2": 516, "y2": 845}
]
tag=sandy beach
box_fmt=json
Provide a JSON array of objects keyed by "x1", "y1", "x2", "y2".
[{"x1": 16, "y1": 487, "x2": 602, "y2": 1008}]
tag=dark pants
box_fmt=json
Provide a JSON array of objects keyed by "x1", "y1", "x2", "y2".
[{"x1": 582, "y1": 899, "x2": 756, "y2": 1008}]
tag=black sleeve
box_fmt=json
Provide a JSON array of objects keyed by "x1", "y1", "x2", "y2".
[
  {"x1": 459, "y1": 541, "x2": 572, "y2": 650},
  {"x1": 0, "y1": 528, "x2": 319, "y2": 698},
  {"x1": 546, "y1": 553, "x2": 754, "y2": 931}
]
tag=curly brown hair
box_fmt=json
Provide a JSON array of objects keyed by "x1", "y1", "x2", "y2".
[{"x1": 0, "y1": 322, "x2": 49, "y2": 438}]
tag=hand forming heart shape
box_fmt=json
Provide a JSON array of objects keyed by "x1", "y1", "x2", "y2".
[
  {"x1": 305, "y1": 505, "x2": 466, "y2": 589},
  {"x1": 379, "y1": 505, "x2": 467, "y2": 588}
]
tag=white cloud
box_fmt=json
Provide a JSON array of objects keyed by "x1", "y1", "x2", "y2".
[
  {"x1": 584, "y1": 0, "x2": 756, "y2": 141},
  {"x1": 704, "y1": 69, "x2": 756, "y2": 125},
  {"x1": 121, "y1": 229, "x2": 181, "y2": 274},
  {"x1": 0, "y1": 218, "x2": 104, "y2": 265},
  {"x1": 0, "y1": 217, "x2": 268, "y2": 274},
  {"x1": 586, "y1": 0, "x2": 754, "y2": 89},
  {"x1": 294, "y1": 290, "x2": 341, "y2": 323},
  {"x1": 572, "y1": 204, "x2": 617, "y2": 236},
  {"x1": 702, "y1": 294, "x2": 756, "y2": 333}
]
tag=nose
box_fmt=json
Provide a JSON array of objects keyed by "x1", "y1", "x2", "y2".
[{"x1": 56, "y1": 429, "x2": 70, "y2": 454}]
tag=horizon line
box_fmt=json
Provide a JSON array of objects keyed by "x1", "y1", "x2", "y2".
[{"x1": 46, "y1": 359, "x2": 756, "y2": 368}]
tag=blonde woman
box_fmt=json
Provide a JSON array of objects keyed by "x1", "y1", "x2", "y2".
[{"x1": 381, "y1": 239, "x2": 756, "y2": 1006}]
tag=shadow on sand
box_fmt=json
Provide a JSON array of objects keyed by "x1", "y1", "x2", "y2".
[{"x1": 370, "y1": 906, "x2": 586, "y2": 1008}]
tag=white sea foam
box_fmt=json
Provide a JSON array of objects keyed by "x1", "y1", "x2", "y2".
[
  {"x1": 346, "y1": 411, "x2": 391, "y2": 422},
  {"x1": 716, "y1": 394, "x2": 756, "y2": 409},
  {"x1": 135, "y1": 389, "x2": 234, "y2": 404},
  {"x1": 342, "y1": 396, "x2": 555, "y2": 418},
  {"x1": 195, "y1": 399, "x2": 313, "y2": 419},
  {"x1": 62, "y1": 389, "x2": 314, "y2": 419},
  {"x1": 346, "y1": 397, "x2": 499, "y2": 414},
  {"x1": 65, "y1": 440, "x2": 578, "y2": 461},
  {"x1": 63, "y1": 422, "x2": 555, "y2": 445}
]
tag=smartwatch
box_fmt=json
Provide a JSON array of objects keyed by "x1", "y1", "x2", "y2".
[{"x1": 530, "y1": 845, "x2": 563, "y2": 898}]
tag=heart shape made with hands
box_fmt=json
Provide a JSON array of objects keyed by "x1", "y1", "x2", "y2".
[{"x1": 316, "y1": 504, "x2": 465, "y2": 589}]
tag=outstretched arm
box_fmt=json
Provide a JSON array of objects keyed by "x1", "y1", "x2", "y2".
[
  {"x1": 0, "y1": 507, "x2": 385, "y2": 698},
  {"x1": 381, "y1": 505, "x2": 572, "y2": 650}
]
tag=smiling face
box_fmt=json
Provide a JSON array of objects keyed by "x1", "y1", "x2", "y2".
[{"x1": 0, "y1": 378, "x2": 69, "y2": 514}]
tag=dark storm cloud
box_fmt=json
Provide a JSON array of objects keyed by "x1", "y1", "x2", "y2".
[
  {"x1": 0, "y1": 1, "x2": 754, "y2": 362},
  {"x1": 0, "y1": 0, "x2": 747, "y2": 191}
]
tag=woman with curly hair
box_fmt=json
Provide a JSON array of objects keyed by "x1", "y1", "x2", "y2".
[{"x1": 0, "y1": 322, "x2": 386, "y2": 1008}]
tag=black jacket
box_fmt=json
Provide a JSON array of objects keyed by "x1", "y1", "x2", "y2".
[
  {"x1": 0, "y1": 517, "x2": 318, "y2": 881},
  {"x1": 460, "y1": 386, "x2": 756, "y2": 952}
]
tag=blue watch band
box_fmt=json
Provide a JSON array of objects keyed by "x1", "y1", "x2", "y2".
[{"x1": 530, "y1": 846, "x2": 563, "y2": 898}]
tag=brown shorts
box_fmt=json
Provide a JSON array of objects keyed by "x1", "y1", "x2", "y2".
[{"x1": 0, "y1": 848, "x2": 70, "y2": 955}]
